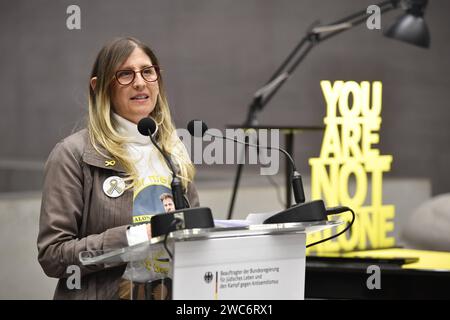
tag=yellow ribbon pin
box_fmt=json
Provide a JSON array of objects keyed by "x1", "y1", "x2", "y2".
[{"x1": 105, "y1": 160, "x2": 116, "y2": 167}]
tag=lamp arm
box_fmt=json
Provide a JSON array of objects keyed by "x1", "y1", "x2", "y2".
[
  {"x1": 244, "y1": 35, "x2": 314, "y2": 126},
  {"x1": 243, "y1": 0, "x2": 401, "y2": 125},
  {"x1": 244, "y1": 24, "x2": 317, "y2": 126}
]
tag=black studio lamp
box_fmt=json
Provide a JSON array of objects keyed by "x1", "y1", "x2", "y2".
[
  {"x1": 384, "y1": 0, "x2": 430, "y2": 48},
  {"x1": 228, "y1": 0, "x2": 431, "y2": 219},
  {"x1": 240, "y1": 0, "x2": 432, "y2": 128}
]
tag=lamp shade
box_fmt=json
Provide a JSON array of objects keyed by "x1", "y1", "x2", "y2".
[
  {"x1": 384, "y1": 14, "x2": 430, "y2": 48},
  {"x1": 384, "y1": 0, "x2": 430, "y2": 48}
]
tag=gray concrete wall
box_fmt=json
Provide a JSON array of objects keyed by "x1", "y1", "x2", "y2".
[
  {"x1": 0, "y1": 0, "x2": 450, "y2": 194},
  {"x1": 0, "y1": 192, "x2": 57, "y2": 299}
]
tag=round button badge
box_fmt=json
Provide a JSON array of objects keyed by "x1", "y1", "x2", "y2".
[{"x1": 103, "y1": 176, "x2": 126, "y2": 198}]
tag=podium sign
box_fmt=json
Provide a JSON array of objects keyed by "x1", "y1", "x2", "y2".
[{"x1": 173, "y1": 232, "x2": 306, "y2": 299}]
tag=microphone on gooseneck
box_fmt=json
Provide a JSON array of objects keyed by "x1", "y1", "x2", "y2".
[
  {"x1": 136, "y1": 117, "x2": 214, "y2": 246},
  {"x1": 186, "y1": 119, "x2": 332, "y2": 223},
  {"x1": 185, "y1": 119, "x2": 355, "y2": 248},
  {"x1": 187, "y1": 119, "x2": 306, "y2": 205},
  {"x1": 137, "y1": 117, "x2": 187, "y2": 210}
]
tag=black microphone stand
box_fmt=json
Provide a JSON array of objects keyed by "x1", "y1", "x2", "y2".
[
  {"x1": 140, "y1": 124, "x2": 214, "y2": 239},
  {"x1": 147, "y1": 129, "x2": 186, "y2": 210},
  {"x1": 228, "y1": 0, "x2": 400, "y2": 219}
]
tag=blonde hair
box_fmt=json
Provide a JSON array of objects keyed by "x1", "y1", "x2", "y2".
[{"x1": 88, "y1": 37, "x2": 195, "y2": 189}]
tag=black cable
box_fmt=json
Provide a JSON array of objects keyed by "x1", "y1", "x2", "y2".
[
  {"x1": 148, "y1": 129, "x2": 186, "y2": 210},
  {"x1": 163, "y1": 218, "x2": 183, "y2": 260},
  {"x1": 148, "y1": 130, "x2": 177, "y2": 181},
  {"x1": 306, "y1": 206, "x2": 356, "y2": 248}
]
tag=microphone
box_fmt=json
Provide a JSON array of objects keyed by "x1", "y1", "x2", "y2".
[
  {"x1": 137, "y1": 117, "x2": 157, "y2": 137},
  {"x1": 138, "y1": 117, "x2": 186, "y2": 210},
  {"x1": 187, "y1": 119, "x2": 306, "y2": 205},
  {"x1": 137, "y1": 117, "x2": 214, "y2": 240},
  {"x1": 187, "y1": 119, "x2": 329, "y2": 223}
]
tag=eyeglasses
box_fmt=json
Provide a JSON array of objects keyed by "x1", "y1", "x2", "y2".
[{"x1": 115, "y1": 65, "x2": 159, "y2": 85}]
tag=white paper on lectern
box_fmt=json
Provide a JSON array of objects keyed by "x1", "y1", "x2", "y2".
[
  {"x1": 245, "y1": 212, "x2": 277, "y2": 224},
  {"x1": 214, "y1": 212, "x2": 277, "y2": 228},
  {"x1": 213, "y1": 219, "x2": 250, "y2": 227}
]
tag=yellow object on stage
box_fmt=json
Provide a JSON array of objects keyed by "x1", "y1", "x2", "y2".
[{"x1": 332, "y1": 248, "x2": 450, "y2": 270}]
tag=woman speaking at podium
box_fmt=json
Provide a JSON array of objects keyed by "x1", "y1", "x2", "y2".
[{"x1": 37, "y1": 37, "x2": 199, "y2": 299}]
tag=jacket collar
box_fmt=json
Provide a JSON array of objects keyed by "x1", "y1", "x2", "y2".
[
  {"x1": 80, "y1": 118, "x2": 177, "y2": 175},
  {"x1": 82, "y1": 137, "x2": 126, "y2": 173},
  {"x1": 112, "y1": 113, "x2": 156, "y2": 145}
]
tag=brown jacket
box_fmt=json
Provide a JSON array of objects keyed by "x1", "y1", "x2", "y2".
[{"x1": 37, "y1": 129, "x2": 199, "y2": 299}]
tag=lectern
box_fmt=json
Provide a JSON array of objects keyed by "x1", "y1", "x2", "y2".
[{"x1": 80, "y1": 220, "x2": 341, "y2": 300}]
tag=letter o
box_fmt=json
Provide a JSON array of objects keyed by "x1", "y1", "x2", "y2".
[
  {"x1": 339, "y1": 161, "x2": 367, "y2": 207},
  {"x1": 338, "y1": 81, "x2": 362, "y2": 117}
]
